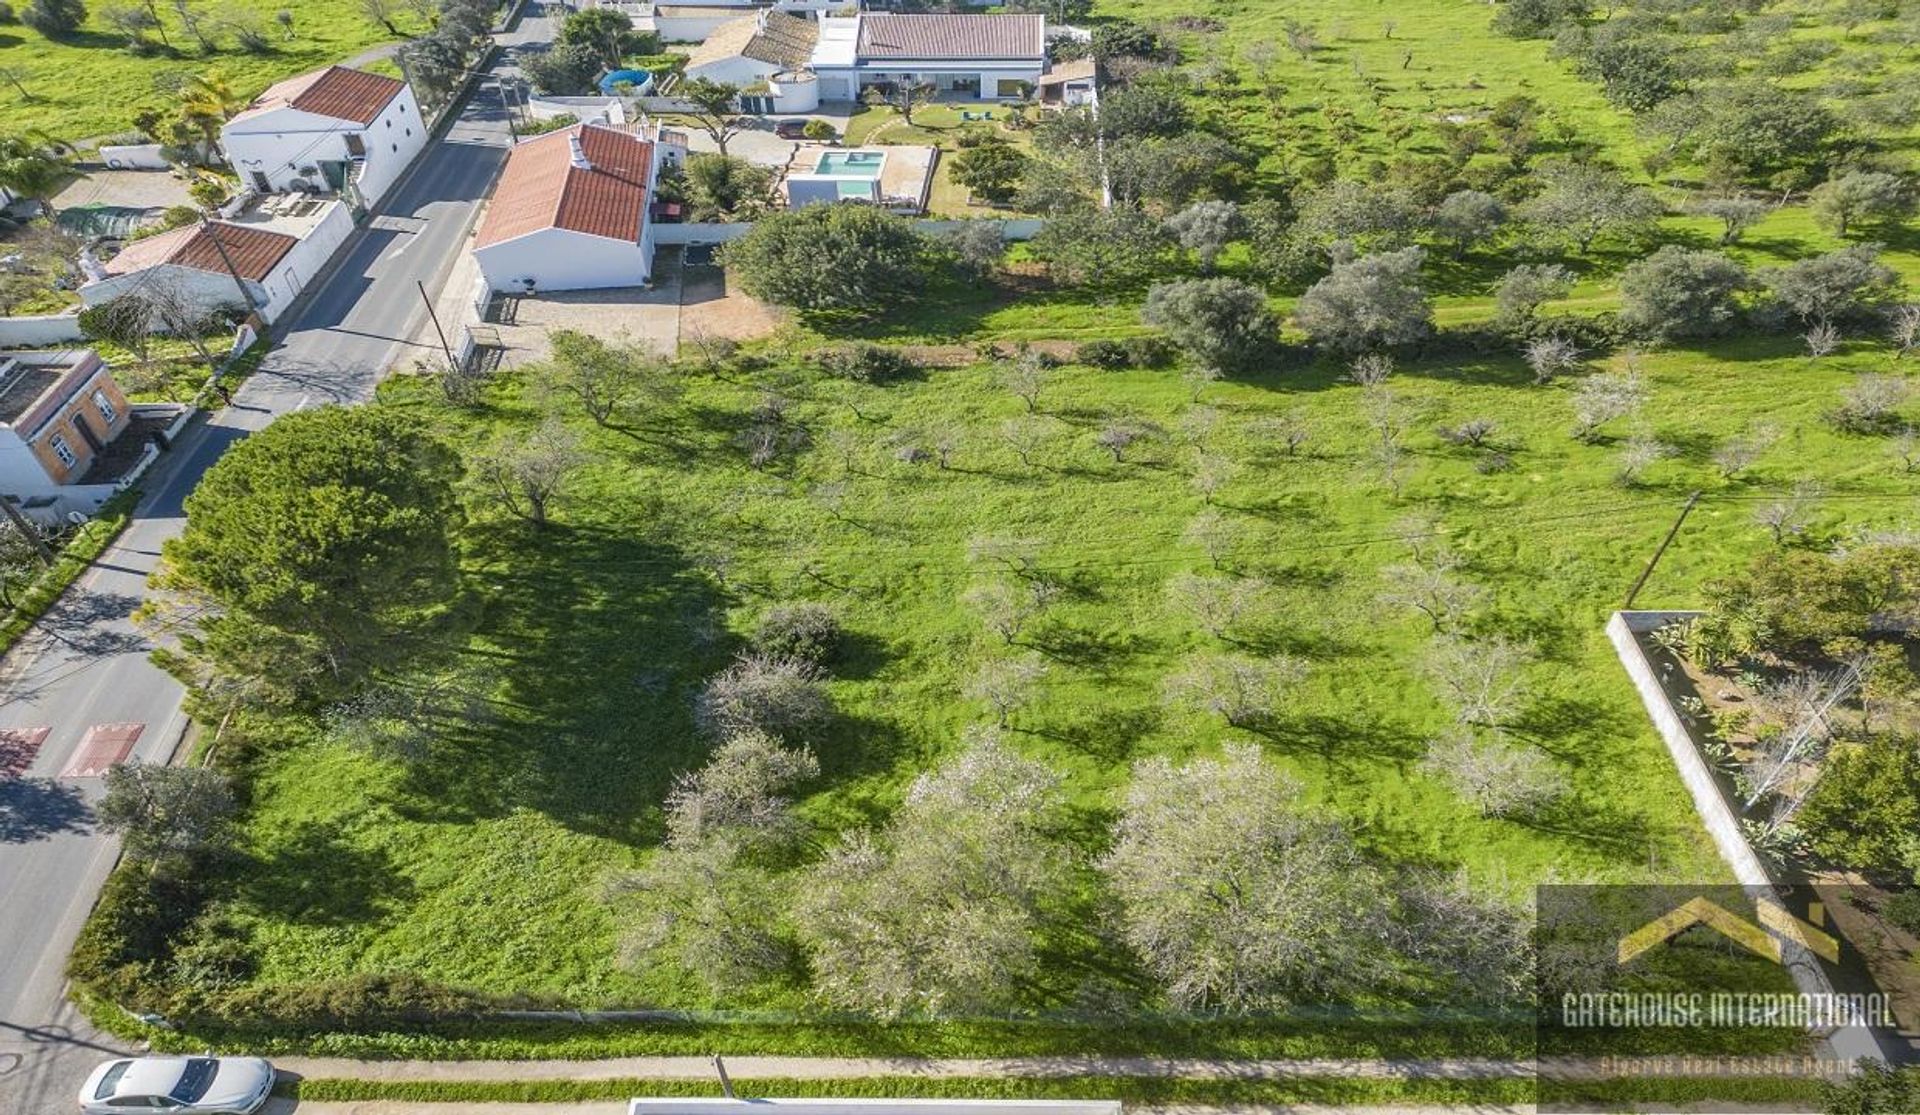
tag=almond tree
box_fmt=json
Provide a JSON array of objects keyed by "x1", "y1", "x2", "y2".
[{"x1": 1101, "y1": 743, "x2": 1396, "y2": 1010}]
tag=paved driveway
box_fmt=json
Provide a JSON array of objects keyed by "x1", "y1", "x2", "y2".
[
  {"x1": 488, "y1": 252, "x2": 683, "y2": 365},
  {"x1": 50, "y1": 169, "x2": 195, "y2": 212}
]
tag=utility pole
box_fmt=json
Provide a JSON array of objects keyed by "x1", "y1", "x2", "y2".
[
  {"x1": 0, "y1": 497, "x2": 54, "y2": 566},
  {"x1": 199, "y1": 216, "x2": 263, "y2": 315},
  {"x1": 417, "y1": 279, "x2": 457, "y2": 371},
  {"x1": 1623, "y1": 490, "x2": 1702, "y2": 610},
  {"x1": 496, "y1": 81, "x2": 518, "y2": 142},
  {"x1": 710, "y1": 1055, "x2": 734, "y2": 1099}
]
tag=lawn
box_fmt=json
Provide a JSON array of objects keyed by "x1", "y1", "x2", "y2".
[
  {"x1": 178, "y1": 317, "x2": 1920, "y2": 1033},
  {"x1": 0, "y1": 2, "x2": 413, "y2": 143}
]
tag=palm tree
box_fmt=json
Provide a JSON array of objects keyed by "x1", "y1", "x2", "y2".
[
  {"x1": 0, "y1": 133, "x2": 71, "y2": 218},
  {"x1": 176, "y1": 76, "x2": 246, "y2": 166}
]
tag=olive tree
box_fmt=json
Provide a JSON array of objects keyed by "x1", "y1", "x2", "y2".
[
  {"x1": 795, "y1": 733, "x2": 1069, "y2": 1017},
  {"x1": 1518, "y1": 162, "x2": 1663, "y2": 253},
  {"x1": 1492, "y1": 262, "x2": 1575, "y2": 334},
  {"x1": 1430, "y1": 189, "x2": 1507, "y2": 257},
  {"x1": 1763, "y1": 244, "x2": 1902, "y2": 328},
  {"x1": 1617, "y1": 245, "x2": 1749, "y2": 341},
  {"x1": 1101, "y1": 743, "x2": 1397, "y2": 1010},
  {"x1": 1142, "y1": 277, "x2": 1277, "y2": 373},
  {"x1": 723, "y1": 205, "x2": 935, "y2": 315},
  {"x1": 1686, "y1": 194, "x2": 1769, "y2": 245},
  {"x1": 1163, "y1": 199, "x2": 1242, "y2": 272},
  {"x1": 96, "y1": 764, "x2": 236, "y2": 863},
  {"x1": 1810, "y1": 171, "x2": 1911, "y2": 237},
  {"x1": 1292, "y1": 247, "x2": 1432, "y2": 354}
]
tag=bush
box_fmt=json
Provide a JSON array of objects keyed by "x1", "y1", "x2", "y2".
[
  {"x1": 752, "y1": 603, "x2": 842, "y2": 665},
  {"x1": 817, "y1": 343, "x2": 916, "y2": 385},
  {"x1": 1078, "y1": 337, "x2": 1175, "y2": 370},
  {"x1": 0, "y1": 2, "x2": 16, "y2": 22},
  {"x1": 212, "y1": 973, "x2": 488, "y2": 1029},
  {"x1": 694, "y1": 652, "x2": 833, "y2": 738},
  {"x1": 67, "y1": 864, "x2": 209, "y2": 1011},
  {"x1": 1883, "y1": 891, "x2": 1920, "y2": 936}
]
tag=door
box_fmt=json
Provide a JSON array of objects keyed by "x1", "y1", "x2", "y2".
[
  {"x1": 344, "y1": 132, "x2": 366, "y2": 157},
  {"x1": 250, "y1": 170, "x2": 270, "y2": 192},
  {"x1": 71, "y1": 414, "x2": 102, "y2": 454}
]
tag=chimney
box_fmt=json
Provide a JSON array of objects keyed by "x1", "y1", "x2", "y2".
[{"x1": 569, "y1": 132, "x2": 592, "y2": 170}]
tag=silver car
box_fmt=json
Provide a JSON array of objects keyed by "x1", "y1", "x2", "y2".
[{"x1": 78, "y1": 1056, "x2": 274, "y2": 1114}]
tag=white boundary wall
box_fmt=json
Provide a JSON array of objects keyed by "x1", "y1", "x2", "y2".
[
  {"x1": 0, "y1": 314, "x2": 86, "y2": 347},
  {"x1": 634, "y1": 1103, "x2": 1121, "y2": 1115},
  {"x1": 1607, "y1": 610, "x2": 1881, "y2": 1066}
]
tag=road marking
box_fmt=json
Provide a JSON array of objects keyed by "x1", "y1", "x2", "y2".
[
  {"x1": 0, "y1": 726, "x2": 50, "y2": 777},
  {"x1": 295, "y1": 393, "x2": 312, "y2": 411},
  {"x1": 59, "y1": 722, "x2": 143, "y2": 779}
]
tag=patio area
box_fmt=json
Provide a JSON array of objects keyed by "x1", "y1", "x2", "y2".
[{"x1": 782, "y1": 143, "x2": 937, "y2": 213}]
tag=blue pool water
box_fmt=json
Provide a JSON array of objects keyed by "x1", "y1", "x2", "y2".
[{"x1": 815, "y1": 150, "x2": 885, "y2": 177}]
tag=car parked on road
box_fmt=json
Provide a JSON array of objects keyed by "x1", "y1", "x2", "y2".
[{"x1": 79, "y1": 1056, "x2": 274, "y2": 1114}]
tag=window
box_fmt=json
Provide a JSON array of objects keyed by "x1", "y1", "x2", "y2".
[
  {"x1": 169, "y1": 1059, "x2": 219, "y2": 1104},
  {"x1": 91, "y1": 389, "x2": 116, "y2": 424},
  {"x1": 392, "y1": 144, "x2": 398, "y2": 152},
  {"x1": 94, "y1": 1062, "x2": 133, "y2": 1100},
  {"x1": 49, "y1": 434, "x2": 75, "y2": 468},
  {"x1": 386, "y1": 119, "x2": 392, "y2": 128}
]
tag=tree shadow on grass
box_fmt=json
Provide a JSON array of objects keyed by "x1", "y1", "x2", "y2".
[
  {"x1": 1504, "y1": 694, "x2": 1633, "y2": 767},
  {"x1": 1251, "y1": 711, "x2": 1426, "y2": 772},
  {"x1": 391, "y1": 523, "x2": 733, "y2": 845},
  {"x1": 237, "y1": 822, "x2": 414, "y2": 927},
  {"x1": 1025, "y1": 703, "x2": 1161, "y2": 767}
]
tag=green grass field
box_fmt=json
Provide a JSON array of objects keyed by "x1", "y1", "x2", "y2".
[
  {"x1": 186, "y1": 322, "x2": 1920, "y2": 1022},
  {"x1": 0, "y1": 2, "x2": 410, "y2": 143}
]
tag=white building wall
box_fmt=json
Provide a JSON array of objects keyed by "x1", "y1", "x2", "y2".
[
  {"x1": 254, "y1": 202, "x2": 355, "y2": 322},
  {"x1": 0, "y1": 428, "x2": 52, "y2": 497},
  {"x1": 221, "y1": 85, "x2": 426, "y2": 206},
  {"x1": 475, "y1": 229, "x2": 652, "y2": 293},
  {"x1": 353, "y1": 84, "x2": 428, "y2": 205},
  {"x1": 682, "y1": 55, "x2": 783, "y2": 87},
  {"x1": 78, "y1": 264, "x2": 263, "y2": 320}
]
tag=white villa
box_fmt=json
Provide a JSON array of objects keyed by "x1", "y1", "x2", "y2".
[
  {"x1": 681, "y1": 11, "x2": 1048, "y2": 111},
  {"x1": 220, "y1": 65, "x2": 427, "y2": 209},
  {"x1": 472, "y1": 120, "x2": 688, "y2": 295}
]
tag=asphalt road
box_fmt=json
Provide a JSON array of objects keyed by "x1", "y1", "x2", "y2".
[{"x1": 0, "y1": 13, "x2": 545, "y2": 1108}]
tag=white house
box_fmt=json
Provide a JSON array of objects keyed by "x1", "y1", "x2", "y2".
[
  {"x1": 680, "y1": 9, "x2": 821, "y2": 87},
  {"x1": 221, "y1": 65, "x2": 426, "y2": 209},
  {"x1": 472, "y1": 121, "x2": 686, "y2": 295},
  {"x1": 79, "y1": 199, "x2": 355, "y2": 325},
  {"x1": 682, "y1": 12, "x2": 1047, "y2": 105},
  {"x1": 809, "y1": 13, "x2": 1046, "y2": 101}
]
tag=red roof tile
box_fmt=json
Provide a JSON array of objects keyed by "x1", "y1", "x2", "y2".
[
  {"x1": 238, "y1": 65, "x2": 404, "y2": 126},
  {"x1": 475, "y1": 125, "x2": 655, "y2": 248},
  {"x1": 104, "y1": 221, "x2": 298, "y2": 281}
]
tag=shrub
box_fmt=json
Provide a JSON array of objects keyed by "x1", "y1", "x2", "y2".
[
  {"x1": 817, "y1": 343, "x2": 916, "y2": 384},
  {"x1": 751, "y1": 603, "x2": 842, "y2": 665},
  {"x1": 212, "y1": 972, "x2": 488, "y2": 1029},
  {"x1": 1078, "y1": 337, "x2": 1174, "y2": 369},
  {"x1": 1884, "y1": 891, "x2": 1920, "y2": 937},
  {"x1": 67, "y1": 864, "x2": 209, "y2": 1010},
  {"x1": 694, "y1": 652, "x2": 833, "y2": 738}
]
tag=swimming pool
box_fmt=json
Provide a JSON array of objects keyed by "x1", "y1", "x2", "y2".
[{"x1": 815, "y1": 150, "x2": 885, "y2": 177}]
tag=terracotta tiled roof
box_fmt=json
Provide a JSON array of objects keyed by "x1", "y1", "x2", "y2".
[
  {"x1": 684, "y1": 9, "x2": 818, "y2": 72},
  {"x1": 855, "y1": 14, "x2": 1044, "y2": 60},
  {"x1": 475, "y1": 124, "x2": 656, "y2": 248},
  {"x1": 104, "y1": 221, "x2": 298, "y2": 281},
  {"x1": 235, "y1": 65, "x2": 404, "y2": 126}
]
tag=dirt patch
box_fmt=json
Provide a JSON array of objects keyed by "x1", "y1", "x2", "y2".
[{"x1": 679, "y1": 264, "x2": 783, "y2": 346}]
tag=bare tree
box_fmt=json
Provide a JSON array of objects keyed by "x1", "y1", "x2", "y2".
[
  {"x1": 1804, "y1": 321, "x2": 1842, "y2": 360},
  {"x1": 1616, "y1": 432, "x2": 1673, "y2": 486},
  {"x1": 1753, "y1": 481, "x2": 1823, "y2": 545},
  {"x1": 1348, "y1": 351, "x2": 1394, "y2": 389},
  {"x1": 1834, "y1": 374, "x2": 1911, "y2": 433},
  {"x1": 1166, "y1": 572, "x2": 1269, "y2": 640},
  {"x1": 467, "y1": 417, "x2": 590, "y2": 527},
  {"x1": 609, "y1": 837, "x2": 793, "y2": 995},
  {"x1": 1379, "y1": 557, "x2": 1486, "y2": 633},
  {"x1": 531, "y1": 330, "x2": 674, "y2": 429},
  {"x1": 1095, "y1": 416, "x2": 1160, "y2": 463},
  {"x1": 795, "y1": 732, "x2": 1069, "y2": 1018},
  {"x1": 966, "y1": 654, "x2": 1048, "y2": 727},
  {"x1": 1183, "y1": 509, "x2": 1240, "y2": 570},
  {"x1": 1893, "y1": 426, "x2": 1920, "y2": 474},
  {"x1": 1522, "y1": 334, "x2": 1582, "y2": 385},
  {"x1": 694, "y1": 652, "x2": 833, "y2": 738},
  {"x1": 1890, "y1": 304, "x2": 1920, "y2": 358},
  {"x1": 1249, "y1": 411, "x2": 1310, "y2": 457},
  {"x1": 1420, "y1": 728, "x2": 1565, "y2": 818},
  {"x1": 1424, "y1": 635, "x2": 1532, "y2": 728},
  {"x1": 1176, "y1": 405, "x2": 1221, "y2": 448},
  {"x1": 997, "y1": 417, "x2": 1047, "y2": 469},
  {"x1": 1436, "y1": 418, "x2": 1497, "y2": 448},
  {"x1": 966, "y1": 535, "x2": 1043, "y2": 578},
  {"x1": 1712, "y1": 422, "x2": 1780, "y2": 480},
  {"x1": 1101, "y1": 743, "x2": 1397, "y2": 1010},
  {"x1": 1570, "y1": 369, "x2": 1648, "y2": 442},
  {"x1": 1396, "y1": 869, "x2": 1534, "y2": 1007},
  {"x1": 1163, "y1": 651, "x2": 1305, "y2": 728},
  {"x1": 1001, "y1": 353, "x2": 1048, "y2": 413},
  {"x1": 1189, "y1": 450, "x2": 1235, "y2": 505},
  {"x1": 666, "y1": 729, "x2": 818, "y2": 849},
  {"x1": 962, "y1": 580, "x2": 1034, "y2": 644}
]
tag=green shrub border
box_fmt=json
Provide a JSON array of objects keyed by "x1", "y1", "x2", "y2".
[
  {"x1": 0, "y1": 490, "x2": 138, "y2": 657},
  {"x1": 278, "y1": 1074, "x2": 1540, "y2": 1107}
]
